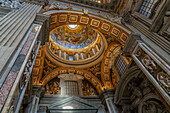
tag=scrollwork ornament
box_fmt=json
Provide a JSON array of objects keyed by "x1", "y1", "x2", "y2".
[
  {"x1": 1, "y1": 0, "x2": 21, "y2": 8},
  {"x1": 135, "y1": 47, "x2": 141, "y2": 57}
]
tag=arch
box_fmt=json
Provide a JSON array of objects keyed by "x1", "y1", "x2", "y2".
[
  {"x1": 41, "y1": 9, "x2": 132, "y2": 89},
  {"x1": 101, "y1": 42, "x2": 122, "y2": 89},
  {"x1": 138, "y1": 93, "x2": 161, "y2": 113},
  {"x1": 42, "y1": 9, "x2": 132, "y2": 45},
  {"x1": 114, "y1": 65, "x2": 141, "y2": 103},
  {"x1": 41, "y1": 67, "x2": 103, "y2": 94}
]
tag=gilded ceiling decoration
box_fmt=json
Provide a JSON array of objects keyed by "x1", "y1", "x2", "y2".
[
  {"x1": 45, "y1": 24, "x2": 107, "y2": 68},
  {"x1": 43, "y1": 11, "x2": 132, "y2": 45},
  {"x1": 86, "y1": 62, "x2": 102, "y2": 81},
  {"x1": 32, "y1": 7, "x2": 132, "y2": 90},
  {"x1": 44, "y1": 78, "x2": 98, "y2": 96},
  {"x1": 40, "y1": 67, "x2": 103, "y2": 94},
  {"x1": 101, "y1": 42, "x2": 122, "y2": 89},
  {"x1": 50, "y1": 25, "x2": 98, "y2": 49}
]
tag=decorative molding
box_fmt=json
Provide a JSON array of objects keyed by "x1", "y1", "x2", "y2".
[
  {"x1": 120, "y1": 33, "x2": 128, "y2": 42},
  {"x1": 44, "y1": 11, "x2": 131, "y2": 44},
  {"x1": 59, "y1": 14, "x2": 67, "y2": 22},
  {"x1": 132, "y1": 43, "x2": 170, "y2": 106},
  {"x1": 122, "y1": 33, "x2": 142, "y2": 57},
  {"x1": 41, "y1": 67, "x2": 103, "y2": 94},
  {"x1": 69, "y1": 15, "x2": 78, "y2": 22},
  {"x1": 90, "y1": 19, "x2": 100, "y2": 28},
  {"x1": 101, "y1": 42, "x2": 121, "y2": 89},
  {"x1": 111, "y1": 27, "x2": 120, "y2": 37},
  {"x1": 80, "y1": 16, "x2": 89, "y2": 24},
  {"x1": 101, "y1": 23, "x2": 110, "y2": 32},
  {"x1": 51, "y1": 15, "x2": 57, "y2": 24},
  {"x1": 48, "y1": 96, "x2": 98, "y2": 109}
]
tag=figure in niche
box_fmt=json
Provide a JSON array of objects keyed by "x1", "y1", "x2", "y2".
[
  {"x1": 157, "y1": 72, "x2": 170, "y2": 93},
  {"x1": 87, "y1": 63, "x2": 101, "y2": 81},
  {"x1": 45, "y1": 78, "x2": 60, "y2": 95},
  {"x1": 85, "y1": 84, "x2": 90, "y2": 95},
  {"x1": 45, "y1": 84, "x2": 51, "y2": 95},
  {"x1": 82, "y1": 80, "x2": 98, "y2": 96},
  {"x1": 43, "y1": 59, "x2": 57, "y2": 75},
  {"x1": 49, "y1": 82, "x2": 60, "y2": 94}
]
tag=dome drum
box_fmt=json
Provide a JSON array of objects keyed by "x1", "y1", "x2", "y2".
[{"x1": 45, "y1": 25, "x2": 107, "y2": 68}]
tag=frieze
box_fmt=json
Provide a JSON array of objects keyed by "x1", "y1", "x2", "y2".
[{"x1": 132, "y1": 43, "x2": 170, "y2": 105}]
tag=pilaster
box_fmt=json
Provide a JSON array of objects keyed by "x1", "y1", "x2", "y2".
[
  {"x1": 100, "y1": 89, "x2": 119, "y2": 113},
  {"x1": 34, "y1": 13, "x2": 51, "y2": 45},
  {"x1": 122, "y1": 33, "x2": 142, "y2": 57}
]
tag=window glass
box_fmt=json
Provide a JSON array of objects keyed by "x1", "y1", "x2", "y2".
[{"x1": 139, "y1": 0, "x2": 158, "y2": 17}]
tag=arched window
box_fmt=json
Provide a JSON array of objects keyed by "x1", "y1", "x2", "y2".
[{"x1": 139, "y1": 0, "x2": 158, "y2": 17}]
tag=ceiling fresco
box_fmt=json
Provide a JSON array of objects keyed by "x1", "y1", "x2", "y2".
[
  {"x1": 32, "y1": 7, "x2": 131, "y2": 91},
  {"x1": 86, "y1": 62, "x2": 102, "y2": 82},
  {"x1": 50, "y1": 25, "x2": 97, "y2": 49}
]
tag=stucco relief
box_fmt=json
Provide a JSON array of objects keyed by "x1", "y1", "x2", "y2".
[
  {"x1": 134, "y1": 45, "x2": 170, "y2": 95},
  {"x1": 101, "y1": 43, "x2": 121, "y2": 89},
  {"x1": 157, "y1": 72, "x2": 170, "y2": 94},
  {"x1": 141, "y1": 55, "x2": 157, "y2": 73}
]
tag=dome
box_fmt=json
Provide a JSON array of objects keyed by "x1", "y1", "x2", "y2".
[
  {"x1": 50, "y1": 25, "x2": 98, "y2": 49},
  {"x1": 46, "y1": 24, "x2": 107, "y2": 68}
]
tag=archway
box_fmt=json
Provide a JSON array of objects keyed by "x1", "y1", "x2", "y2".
[
  {"x1": 41, "y1": 67, "x2": 103, "y2": 94},
  {"x1": 101, "y1": 42, "x2": 122, "y2": 89}
]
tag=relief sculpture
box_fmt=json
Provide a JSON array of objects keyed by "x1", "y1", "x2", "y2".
[{"x1": 157, "y1": 72, "x2": 170, "y2": 94}]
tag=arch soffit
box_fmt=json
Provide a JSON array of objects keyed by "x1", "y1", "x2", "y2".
[
  {"x1": 114, "y1": 66, "x2": 141, "y2": 104},
  {"x1": 43, "y1": 10, "x2": 132, "y2": 45},
  {"x1": 101, "y1": 42, "x2": 122, "y2": 89},
  {"x1": 138, "y1": 93, "x2": 161, "y2": 113},
  {"x1": 41, "y1": 67, "x2": 103, "y2": 94}
]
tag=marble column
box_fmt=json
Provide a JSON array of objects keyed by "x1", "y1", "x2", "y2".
[
  {"x1": 30, "y1": 85, "x2": 45, "y2": 113},
  {"x1": 78, "y1": 79, "x2": 83, "y2": 96}
]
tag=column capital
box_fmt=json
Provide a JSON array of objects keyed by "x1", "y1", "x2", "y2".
[
  {"x1": 99, "y1": 89, "x2": 115, "y2": 104},
  {"x1": 32, "y1": 85, "x2": 45, "y2": 98}
]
